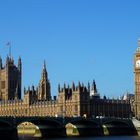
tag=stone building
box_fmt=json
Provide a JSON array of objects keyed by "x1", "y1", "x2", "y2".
[
  {"x1": 90, "y1": 97, "x2": 131, "y2": 118},
  {"x1": 57, "y1": 81, "x2": 131, "y2": 118},
  {"x1": 0, "y1": 55, "x2": 131, "y2": 118},
  {"x1": 0, "y1": 56, "x2": 21, "y2": 101},
  {"x1": 134, "y1": 39, "x2": 140, "y2": 119},
  {"x1": 57, "y1": 81, "x2": 90, "y2": 117}
]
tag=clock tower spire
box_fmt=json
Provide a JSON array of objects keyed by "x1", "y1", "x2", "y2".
[{"x1": 134, "y1": 38, "x2": 140, "y2": 119}]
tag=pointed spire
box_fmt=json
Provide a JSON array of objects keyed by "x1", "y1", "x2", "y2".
[
  {"x1": 88, "y1": 81, "x2": 90, "y2": 91},
  {"x1": 72, "y1": 81, "x2": 75, "y2": 91},
  {"x1": 68, "y1": 84, "x2": 70, "y2": 89},
  {"x1": 78, "y1": 81, "x2": 81, "y2": 91},
  {"x1": 24, "y1": 87, "x2": 26, "y2": 94},
  {"x1": 43, "y1": 60, "x2": 46, "y2": 70},
  {"x1": 31, "y1": 85, "x2": 35, "y2": 95},
  {"x1": 42, "y1": 60, "x2": 48, "y2": 79},
  {"x1": 18, "y1": 56, "x2": 21, "y2": 64},
  {"x1": 18, "y1": 56, "x2": 22, "y2": 72},
  {"x1": 32, "y1": 85, "x2": 34, "y2": 91},
  {"x1": 64, "y1": 82, "x2": 66, "y2": 89},
  {"x1": 78, "y1": 81, "x2": 81, "y2": 87},
  {"x1": 11, "y1": 57, "x2": 14, "y2": 64},
  {"x1": 58, "y1": 82, "x2": 60, "y2": 92},
  {"x1": 92, "y1": 80, "x2": 97, "y2": 93}
]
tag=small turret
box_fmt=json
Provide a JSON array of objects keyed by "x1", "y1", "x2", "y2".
[
  {"x1": 18, "y1": 56, "x2": 22, "y2": 71},
  {"x1": 92, "y1": 80, "x2": 97, "y2": 93},
  {"x1": 24, "y1": 87, "x2": 26, "y2": 94},
  {"x1": 6, "y1": 55, "x2": 9, "y2": 66},
  {"x1": 72, "y1": 81, "x2": 75, "y2": 91},
  {"x1": 91, "y1": 80, "x2": 100, "y2": 98},
  {"x1": 58, "y1": 83, "x2": 60, "y2": 92},
  {"x1": 88, "y1": 81, "x2": 90, "y2": 92},
  {"x1": 82, "y1": 83, "x2": 85, "y2": 92},
  {"x1": 11, "y1": 57, "x2": 14, "y2": 64},
  {"x1": 32, "y1": 85, "x2": 35, "y2": 93},
  {"x1": 64, "y1": 83, "x2": 66, "y2": 90},
  {"x1": 78, "y1": 81, "x2": 81, "y2": 87},
  {"x1": 68, "y1": 84, "x2": 70, "y2": 89}
]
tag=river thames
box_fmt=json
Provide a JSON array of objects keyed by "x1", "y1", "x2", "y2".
[{"x1": 18, "y1": 136, "x2": 140, "y2": 140}]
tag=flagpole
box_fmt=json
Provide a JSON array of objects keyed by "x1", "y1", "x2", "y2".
[
  {"x1": 9, "y1": 43, "x2": 11, "y2": 58},
  {"x1": 6, "y1": 42, "x2": 11, "y2": 58}
]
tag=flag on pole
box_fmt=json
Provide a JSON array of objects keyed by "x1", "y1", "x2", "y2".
[
  {"x1": 6, "y1": 42, "x2": 11, "y2": 46},
  {"x1": 5, "y1": 41, "x2": 11, "y2": 57}
]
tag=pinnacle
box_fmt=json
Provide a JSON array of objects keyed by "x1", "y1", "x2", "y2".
[{"x1": 43, "y1": 60, "x2": 46, "y2": 70}]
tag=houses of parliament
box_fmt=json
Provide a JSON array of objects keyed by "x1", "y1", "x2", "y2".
[{"x1": 0, "y1": 43, "x2": 137, "y2": 118}]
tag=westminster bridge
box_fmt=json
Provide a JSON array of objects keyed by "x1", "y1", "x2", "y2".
[{"x1": 0, "y1": 117, "x2": 139, "y2": 139}]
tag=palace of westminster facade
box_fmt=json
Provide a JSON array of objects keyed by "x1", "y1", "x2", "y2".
[{"x1": 3, "y1": 39, "x2": 140, "y2": 118}]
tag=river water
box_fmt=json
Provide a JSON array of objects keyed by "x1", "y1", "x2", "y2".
[{"x1": 19, "y1": 136, "x2": 140, "y2": 140}]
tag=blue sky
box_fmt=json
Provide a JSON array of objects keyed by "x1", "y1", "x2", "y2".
[{"x1": 0, "y1": 0, "x2": 139, "y2": 98}]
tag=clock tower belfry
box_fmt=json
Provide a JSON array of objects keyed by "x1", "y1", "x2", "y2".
[{"x1": 134, "y1": 39, "x2": 140, "y2": 119}]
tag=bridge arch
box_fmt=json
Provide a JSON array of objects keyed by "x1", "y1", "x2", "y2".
[
  {"x1": 65, "y1": 119, "x2": 103, "y2": 136},
  {"x1": 102, "y1": 119, "x2": 137, "y2": 135},
  {"x1": 0, "y1": 120, "x2": 13, "y2": 128},
  {"x1": 0, "y1": 120, "x2": 18, "y2": 139},
  {"x1": 17, "y1": 118, "x2": 64, "y2": 138},
  {"x1": 103, "y1": 120, "x2": 131, "y2": 127}
]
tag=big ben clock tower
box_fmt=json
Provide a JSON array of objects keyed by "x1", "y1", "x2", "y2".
[{"x1": 134, "y1": 39, "x2": 140, "y2": 119}]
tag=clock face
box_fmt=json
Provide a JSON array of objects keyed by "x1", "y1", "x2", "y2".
[{"x1": 136, "y1": 59, "x2": 140, "y2": 68}]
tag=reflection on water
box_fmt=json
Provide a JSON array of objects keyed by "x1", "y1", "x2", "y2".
[{"x1": 19, "y1": 136, "x2": 140, "y2": 140}]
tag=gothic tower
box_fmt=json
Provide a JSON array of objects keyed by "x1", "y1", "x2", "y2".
[
  {"x1": 38, "y1": 61, "x2": 51, "y2": 100},
  {"x1": 134, "y1": 39, "x2": 140, "y2": 119},
  {"x1": 0, "y1": 56, "x2": 22, "y2": 101}
]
